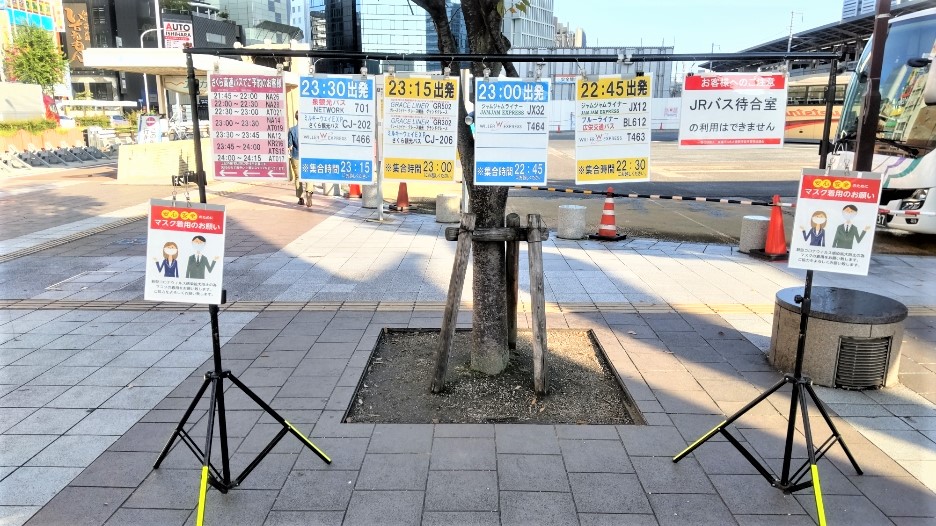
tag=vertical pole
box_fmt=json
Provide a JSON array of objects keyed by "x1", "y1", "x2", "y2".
[
  {"x1": 781, "y1": 269, "x2": 813, "y2": 485},
  {"x1": 185, "y1": 52, "x2": 207, "y2": 204},
  {"x1": 818, "y1": 59, "x2": 838, "y2": 168},
  {"x1": 431, "y1": 213, "x2": 476, "y2": 393},
  {"x1": 853, "y1": 0, "x2": 890, "y2": 172},
  {"x1": 506, "y1": 213, "x2": 520, "y2": 351},
  {"x1": 527, "y1": 214, "x2": 547, "y2": 395}
]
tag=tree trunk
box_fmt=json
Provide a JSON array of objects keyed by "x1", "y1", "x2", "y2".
[{"x1": 415, "y1": 0, "x2": 516, "y2": 375}]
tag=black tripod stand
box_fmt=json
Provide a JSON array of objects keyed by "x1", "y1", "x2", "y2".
[
  {"x1": 673, "y1": 270, "x2": 862, "y2": 525},
  {"x1": 153, "y1": 296, "x2": 331, "y2": 524}
]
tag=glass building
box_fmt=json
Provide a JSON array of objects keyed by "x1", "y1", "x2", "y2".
[{"x1": 217, "y1": 0, "x2": 298, "y2": 43}]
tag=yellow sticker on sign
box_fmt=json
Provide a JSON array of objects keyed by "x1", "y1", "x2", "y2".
[
  {"x1": 383, "y1": 157, "x2": 456, "y2": 182},
  {"x1": 576, "y1": 157, "x2": 649, "y2": 182},
  {"x1": 576, "y1": 76, "x2": 652, "y2": 100},
  {"x1": 384, "y1": 77, "x2": 459, "y2": 100}
]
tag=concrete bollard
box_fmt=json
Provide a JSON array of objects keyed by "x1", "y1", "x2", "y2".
[
  {"x1": 436, "y1": 194, "x2": 461, "y2": 223},
  {"x1": 557, "y1": 205, "x2": 587, "y2": 239},
  {"x1": 362, "y1": 184, "x2": 381, "y2": 209},
  {"x1": 739, "y1": 215, "x2": 770, "y2": 253}
]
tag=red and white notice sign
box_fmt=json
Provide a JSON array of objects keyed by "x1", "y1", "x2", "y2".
[
  {"x1": 678, "y1": 73, "x2": 787, "y2": 149},
  {"x1": 163, "y1": 20, "x2": 193, "y2": 49},
  {"x1": 208, "y1": 74, "x2": 288, "y2": 178},
  {"x1": 145, "y1": 199, "x2": 227, "y2": 304},
  {"x1": 788, "y1": 169, "x2": 882, "y2": 276}
]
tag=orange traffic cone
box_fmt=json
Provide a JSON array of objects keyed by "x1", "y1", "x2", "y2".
[
  {"x1": 751, "y1": 194, "x2": 788, "y2": 261},
  {"x1": 589, "y1": 187, "x2": 626, "y2": 241},
  {"x1": 389, "y1": 182, "x2": 410, "y2": 211},
  {"x1": 347, "y1": 184, "x2": 362, "y2": 198}
]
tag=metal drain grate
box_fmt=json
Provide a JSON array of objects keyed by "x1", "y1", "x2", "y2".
[{"x1": 835, "y1": 336, "x2": 891, "y2": 390}]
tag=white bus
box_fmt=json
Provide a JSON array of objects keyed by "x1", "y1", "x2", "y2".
[{"x1": 830, "y1": 7, "x2": 936, "y2": 234}]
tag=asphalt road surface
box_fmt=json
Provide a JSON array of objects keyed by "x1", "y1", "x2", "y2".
[{"x1": 505, "y1": 136, "x2": 936, "y2": 255}]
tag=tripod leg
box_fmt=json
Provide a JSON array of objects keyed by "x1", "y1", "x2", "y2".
[
  {"x1": 779, "y1": 377, "x2": 802, "y2": 486},
  {"x1": 154, "y1": 376, "x2": 212, "y2": 469},
  {"x1": 804, "y1": 383, "x2": 863, "y2": 475},
  {"x1": 196, "y1": 376, "x2": 219, "y2": 526},
  {"x1": 674, "y1": 376, "x2": 790, "y2": 463},
  {"x1": 226, "y1": 373, "x2": 331, "y2": 464},
  {"x1": 798, "y1": 385, "x2": 827, "y2": 526}
]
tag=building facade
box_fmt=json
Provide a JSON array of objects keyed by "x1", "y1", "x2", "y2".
[
  {"x1": 555, "y1": 19, "x2": 585, "y2": 48},
  {"x1": 841, "y1": 0, "x2": 911, "y2": 18},
  {"x1": 289, "y1": 0, "x2": 310, "y2": 42},
  {"x1": 218, "y1": 0, "x2": 298, "y2": 43},
  {"x1": 425, "y1": 0, "x2": 468, "y2": 55},
  {"x1": 502, "y1": 0, "x2": 555, "y2": 49}
]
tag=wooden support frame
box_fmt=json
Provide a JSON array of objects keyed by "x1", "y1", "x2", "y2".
[{"x1": 432, "y1": 213, "x2": 549, "y2": 395}]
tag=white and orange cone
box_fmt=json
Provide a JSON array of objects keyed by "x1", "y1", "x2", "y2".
[{"x1": 589, "y1": 187, "x2": 626, "y2": 241}]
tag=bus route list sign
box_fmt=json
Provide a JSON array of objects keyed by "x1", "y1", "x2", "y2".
[
  {"x1": 382, "y1": 75, "x2": 459, "y2": 182},
  {"x1": 679, "y1": 73, "x2": 787, "y2": 149},
  {"x1": 145, "y1": 199, "x2": 227, "y2": 305},
  {"x1": 788, "y1": 169, "x2": 882, "y2": 276},
  {"x1": 298, "y1": 75, "x2": 376, "y2": 183},
  {"x1": 208, "y1": 74, "x2": 288, "y2": 179},
  {"x1": 474, "y1": 79, "x2": 550, "y2": 186},
  {"x1": 575, "y1": 75, "x2": 652, "y2": 184}
]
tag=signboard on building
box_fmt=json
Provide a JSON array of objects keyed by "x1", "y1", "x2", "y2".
[
  {"x1": 298, "y1": 74, "x2": 376, "y2": 183},
  {"x1": 788, "y1": 169, "x2": 882, "y2": 276},
  {"x1": 62, "y1": 3, "x2": 88, "y2": 65},
  {"x1": 575, "y1": 75, "x2": 652, "y2": 184},
  {"x1": 208, "y1": 74, "x2": 288, "y2": 178},
  {"x1": 474, "y1": 78, "x2": 550, "y2": 186},
  {"x1": 145, "y1": 199, "x2": 226, "y2": 305},
  {"x1": 382, "y1": 75, "x2": 459, "y2": 182},
  {"x1": 5, "y1": 0, "x2": 63, "y2": 31},
  {"x1": 137, "y1": 114, "x2": 163, "y2": 144},
  {"x1": 163, "y1": 20, "x2": 193, "y2": 49},
  {"x1": 679, "y1": 73, "x2": 787, "y2": 149}
]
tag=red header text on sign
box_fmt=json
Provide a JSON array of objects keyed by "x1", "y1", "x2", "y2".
[
  {"x1": 150, "y1": 205, "x2": 226, "y2": 234},
  {"x1": 798, "y1": 175, "x2": 879, "y2": 203}
]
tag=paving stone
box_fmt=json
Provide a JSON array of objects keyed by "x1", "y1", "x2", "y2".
[
  {"x1": 568, "y1": 472, "x2": 652, "y2": 514},
  {"x1": 421, "y1": 511, "x2": 500, "y2": 526},
  {"x1": 0, "y1": 365, "x2": 51, "y2": 385},
  {"x1": 0, "y1": 348, "x2": 35, "y2": 367},
  {"x1": 68, "y1": 409, "x2": 147, "y2": 436},
  {"x1": 237, "y1": 423, "x2": 307, "y2": 455},
  {"x1": 655, "y1": 390, "x2": 723, "y2": 415},
  {"x1": 71, "y1": 451, "x2": 160, "y2": 488},
  {"x1": 122, "y1": 468, "x2": 201, "y2": 509},
  {"x1": 0, "y1": 506, "x2": 39, "y2": 526},
  {"x1": 130, "y1": 367, "x2": 193, "y2": 387},
  {"x1": 648, "y1": 493, "x2": 736, "y2": 526},
  {"x1": 691, "y1": 440, "x2": 772, "y2": 476},
  {"x1": 494, "y1": 424, "x2": 559, "y2": 454},
  {"x1": 263, "y1": 511, "x2": 344, "y2": 525},
  {"x1": 0, "y1": 434, "x2": 57, "y2": 466},
  {"x1": 0, "y1": 466, "x2": 83, "y2": 506},
  {"x1": 343, "y1": 490, "x2": 423, "y2": 526},
  {"x1": 46, "y1": 385, "x2": 121, "y2": 409},
  {"x1": 425, "y1": 470, "x2": 498, "y2": 512},
  {"x1": 430, "y1": 437, "x2": 496, "y2": 471},
  {"x1": 733, "y1": 516, "x2": 816, "y2": 526},
  {"x1": 849, "y1": 475, "x2": 936, "y2": 517},
  {"x1": 26, "y1": 365, "x2": 99, "y2": 386},
  {"x1": 0, "y1": 385, "x2": 69, "y2": 408},
  {"x1": 273, "y1": 470, "x2": 356, "y2": 511},
  {"x1": 97, "y1": 385, "x2": 173, "y2": 410},
  {"x1": 6, "y1": 408, "x2": 89, "y2": 435},
  {"x1": 26, "y1": 434, "x2": 118, "y2": 468},
  {"x1": 311, "y1": 411, "x2": 374, "y2": 438},
  {"x1": 278, "y1": 375, "x2": 338, "y2": 398},
  {"x1": 228, "y1": 453, "x2": 297, "y2": 490},
  {"x1": 23, "y1": 486, "x2": 131, "y2": 526},
  {"x1": 189, "y1": 488, "x2": 278, "y2": 526},
  {"x1": 252, "y1": 351, "x2": 308, "y2": 368},
  {"x1": 59, "y1": 349, "x2": 125, "y2": 367},
  {"x1": 42, "y1": 334, "x2": 103, "y2": 351},
  {"x1": 103, "y1": 508, "x2": 190, "y2": 526},
  {"x1": 710, "y1": 474, "x2": 806, "y2": 515},
  {"x1": 367, "y1": 424, "x2": 433, "y2": 454},
  {"x1": 105, "y1": 350, "x2": 169, "y2": 368},
  {"x1": 617, "y1": 425, "x2": 687, "y2": 457},
  {"x1": 554, "y1": 424, "x2": 620, "y2": 440},
  {"x1": 632, "y1": 455, "x2": 715, "y2": 494},
  {"x1": 794, "y1": 493, "x2": 893, "y2": 525},
  {"x1": 499, "y1": 491, "x2": 578, "y2": 526},
  {"x1": 308, "y1": 342, "x2": 358, "y2": 359},
  {"x1": 78, "y1": 367, "x2": 146, "y2": 387},
  {"x1": 292, "y1": 358, "x2": 348, "y2": 377},
  {"x1": 578, "y1": 513, "x2": 658, "y2": 525},
  {"x1": 432, "y1": 424, "x2": 494, "y2": 438},
  {"x1": 0, "y1": 407, "x2": 36, "y2": 433},
  {"x1": 497, "y1": 454, "x2": 569, "y2": 492},
  {"x1": 355, "y1": 453, "x2": 429, "y2": 490},
  {"x1": 559, "y1": 439, "x2": 633, "y2": 473},
  {"x1": 107, "y1": 422, "x2": 176, "y2": 452}
]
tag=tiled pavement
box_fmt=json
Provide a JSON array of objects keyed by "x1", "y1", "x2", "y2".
[{"x1": 1, "y1": 178, "x2": 934, "y2": 525}]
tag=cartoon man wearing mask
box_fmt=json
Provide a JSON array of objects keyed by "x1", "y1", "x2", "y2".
[
  {"x1": 186, "y1": 235, "x2": 220, "y2": 279},
  {"x1": 832, "y1": 204, "x2": 871, "y2": 249}
]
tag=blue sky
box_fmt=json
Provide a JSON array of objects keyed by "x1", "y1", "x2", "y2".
[{"x1": 555, "y1": 0, "x2": 844, "y2": 53}]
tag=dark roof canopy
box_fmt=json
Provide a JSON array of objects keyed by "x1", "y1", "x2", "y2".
[{"x1": 705, "y1": 0, "x2": 936, "y2": 72}]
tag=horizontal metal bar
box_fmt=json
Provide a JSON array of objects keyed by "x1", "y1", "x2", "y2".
[{"x1": 184, "y1": 48, "x2": 841, "y2": 63}]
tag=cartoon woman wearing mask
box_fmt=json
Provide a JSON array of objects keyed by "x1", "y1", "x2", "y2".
[
  {"x1": 154, "y1": 241, "x2": 180, "y2": 277},
  {"x1": 800, "y1": 210, "x2": 827, "y2": 247},
  {"x1": 832, "y1": 204, "x2": 871, "y2": 249}
]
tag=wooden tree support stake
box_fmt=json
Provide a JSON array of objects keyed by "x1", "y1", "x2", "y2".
[
  {"x1": 527, "y1": 214, "x2": 548, "y2": 395},
  {"x1": 431, "y1": 213, "x2": 475, "y2": 393},
  {"x1": 506, "y1": 213, "x2": 520, "y2": 351}
]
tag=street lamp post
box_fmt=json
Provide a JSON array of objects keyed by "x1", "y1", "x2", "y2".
[{"x1": 140, "y1": 27, "x2": 163, "y2": 113}]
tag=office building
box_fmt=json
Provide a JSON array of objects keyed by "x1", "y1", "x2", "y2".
[
  {"x1": 218, "y1": 0, "x2": 299, "y2": 43},
  {"x1": 502, "y1": 0, "x2": 555, "y2": 48},
  {"x1": 289, "y1": 0, "x2": 310, "y2": 42},
  {"x1": 555, "y1": 19, "x2": 585, "y2": 48},
  {"x1": 841, "y1": 0, "x2": 911, "y2": 18},
  {"x1": 425, "y1": 0, "x2": 468, "y2": 55}
]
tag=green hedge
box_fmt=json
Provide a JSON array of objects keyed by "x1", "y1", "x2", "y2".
[
  {"x1": 0, "y1": 119, "x2": 59, "y2": 134},
  {"x1": 75, "y1": 115, "x2": 111, "y2": 127}
]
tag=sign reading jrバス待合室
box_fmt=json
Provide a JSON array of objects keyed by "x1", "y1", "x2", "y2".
[
  {"x1": 145, "y1": 199, "x2": 227, "y2": 305},
  {"x1": 679, "y1": 73, "x2": 787, "y2": 149},
  {"x1": 298, "y1": 75, "x2": 376, "y2": 183},
  {"x1": 473, "y1": 78, "x2": 550, "y2": 186},
  {"x1": 382, "y1": 75, "x2": 459, "y2": 182},
  {"x1": 788, "y1": 169, "x2": 882, "y2": 276},
  {"x1": 208, "y1": 74, "x2": 288, "y2": 179},
  {"x1": 575, "y1": 75, "x2": 652, "y2": 184}
]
